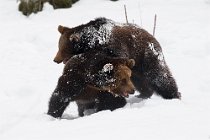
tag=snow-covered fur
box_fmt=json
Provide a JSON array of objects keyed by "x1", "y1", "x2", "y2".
[
  {"x1": 54, "y1": 17, "x2": 181, "y2": 100},
  {"x1": 48, "y1": 49, "x2": 135, "y2": 118}
]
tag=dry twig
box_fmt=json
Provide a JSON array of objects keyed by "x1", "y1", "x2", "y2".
[
  {"x1": 124, "y1": 5, "x2": 128, "y2": 24},
  {"x1": 153, "y1": 14, "x2": 157, "y2": 36}
]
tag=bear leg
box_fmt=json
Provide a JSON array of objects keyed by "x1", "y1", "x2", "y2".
[
  {"x1": 96, "y1": 92, "x2": 127, "y2": 112},
  {"x1": 144, "y1": 62, "x2": 181, "y2": 99},
  {"x1": 77, "y1": 103, "x2": 85, "y2": 117},
  {"x1": 47, "y1": 91, "x2": 71, "y2": 118},
  {"x1": 142, "y1": 49, "x2": 181, "y2": 99},
  {"x1": 47, "y1": 75, "x2": 84, "y2": 118},
  {"x1": 76, "y1": 101, "x2": 96, "y2": 117},
  {"x1": 151, "y1": 75, "x2": 181, "y2": 99},
  {"x1": 131, "y1": 74, "x2": 154, "y2": 99}
]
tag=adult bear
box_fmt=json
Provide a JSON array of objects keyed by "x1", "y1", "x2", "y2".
[{"x1": 54, "y1": 17, "x2": 181, "y2": 99}]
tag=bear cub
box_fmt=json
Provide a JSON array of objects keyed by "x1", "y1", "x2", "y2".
[{"x1": 47, "y1": 49, "x2": 135, "y2": 118}]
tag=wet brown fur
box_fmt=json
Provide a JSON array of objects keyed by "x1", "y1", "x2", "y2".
[
  {"x1": 49, "y1": 18, "x2": 181, "y2": 119},
  {"x1": 54, "y1": 18, "x2": 180, "y2": 100},
  {"x1": 48, "y1": 49, "x2": 135, "y2": 118}
]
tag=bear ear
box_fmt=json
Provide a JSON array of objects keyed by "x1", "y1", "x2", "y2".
[
  {"x1": 58, "y1": 25, "x2": 70, "y2": 34},
  {"x1": 69, "y1": 33, "x2": 80, "y2": 42},
  {"x1": 126, "y1": 59, "x2": 135, "y2": 68}
]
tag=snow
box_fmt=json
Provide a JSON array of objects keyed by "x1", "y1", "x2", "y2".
[
  {"x1": 81, "y1": 18, "x2": 115, "y2": 46},
  {"x1": 148, "y1": 42, "x2": 164, "y2": 62},
  {"x1": 102, "y1": 63, "x2": 114, "y2": 73},
  {"x1": 0, "y1": 0, "x2": 210, "y2": 140}
]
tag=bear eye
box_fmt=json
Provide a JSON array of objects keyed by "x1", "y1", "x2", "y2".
[{"x1": 121, "y1": 79, "x2": 127, "y2": 85}]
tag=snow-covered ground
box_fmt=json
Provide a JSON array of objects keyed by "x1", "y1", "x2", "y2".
[{"x1": 0, "y1": 0, "x2": 210, "y2": 139}]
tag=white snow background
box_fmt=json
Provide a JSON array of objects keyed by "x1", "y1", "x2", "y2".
[{"x1": 0, "y1": 0, "x2": 210, "y2": 139}]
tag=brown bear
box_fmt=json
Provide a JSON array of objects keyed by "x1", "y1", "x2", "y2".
[
  {"x1": 47, "y1": 49, "x2": 135, "y2": 118},
  {"x1": 53, "y1": 17, "x2": 181, "y2": 100}
]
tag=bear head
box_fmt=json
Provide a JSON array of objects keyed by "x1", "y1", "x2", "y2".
[
  {"x1": 54, "y1": 25, "x2": 80, "y2": 64},
  {"x1": 111, "y1": 59, "x2": 135, "y2": 97},
  {"x1": 89, "y1": 58, "x2": 136, "y2": 97}
]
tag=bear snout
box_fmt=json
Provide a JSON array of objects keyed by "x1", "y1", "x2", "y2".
[
  {"x1": 123, "y1": 89, "x2": 135, "y2": 97},
  {"x1": 54, "y1": 52, "x2": 64, "y2": 64},
  {"x1": 53, "y1": 58, "x2": 61, "y2": 64},
  {"x1": 129, "y1": 89, "x2": 135, "y2": 95}
]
